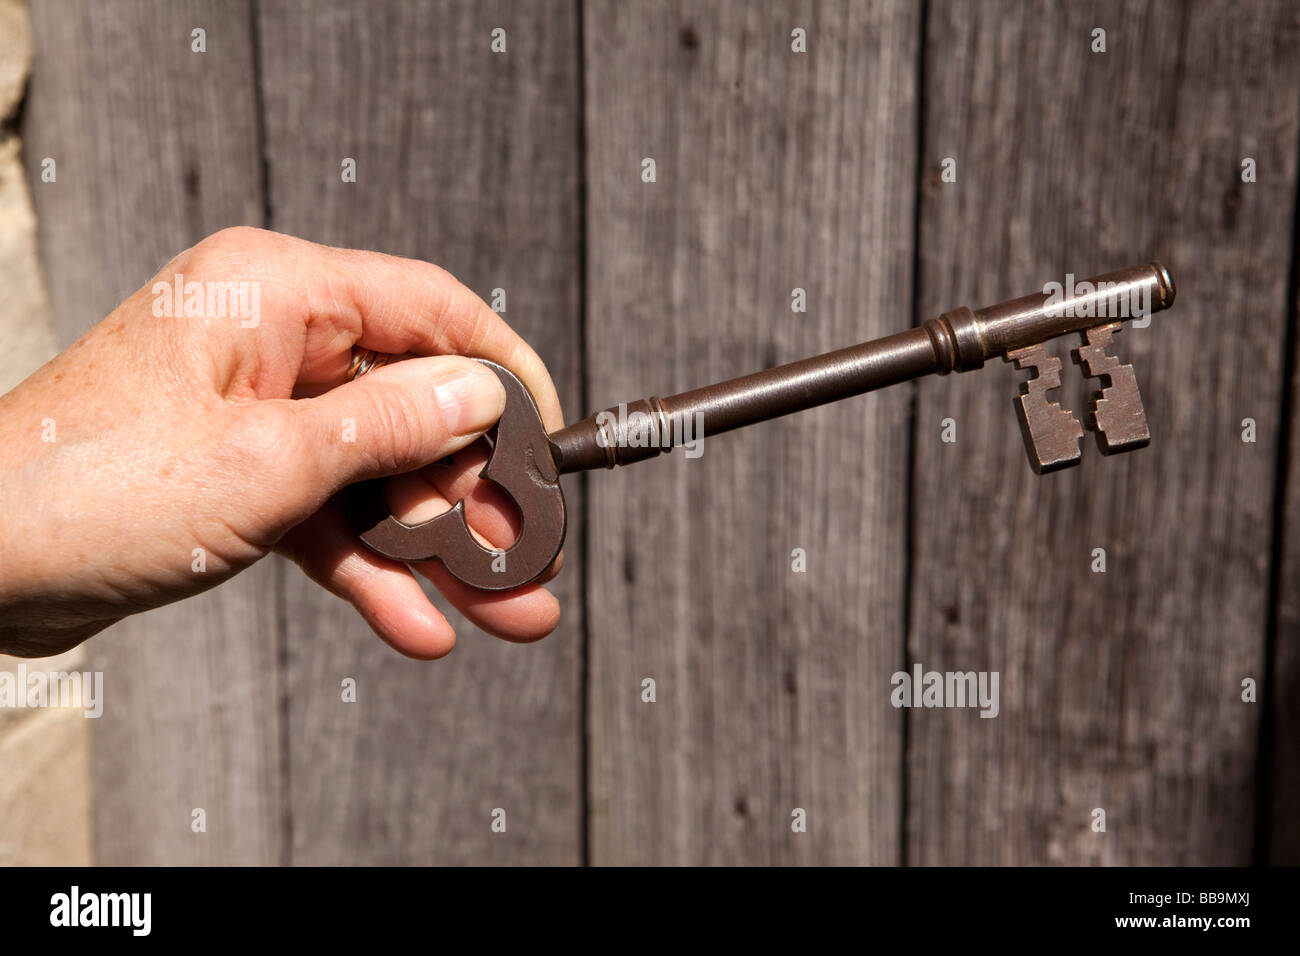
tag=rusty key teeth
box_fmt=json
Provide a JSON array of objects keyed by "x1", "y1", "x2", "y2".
[
  {"x1": 1071, "y1": 322, "x2": 1150, "y2": 455},
  {"x1": 1005, "y1": 344, "x2": 1083, "y2": 474}
]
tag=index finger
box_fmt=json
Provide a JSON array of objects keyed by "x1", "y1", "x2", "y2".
[{"x1": 225, "y1": 229, "x2": 566, "y2": 431}]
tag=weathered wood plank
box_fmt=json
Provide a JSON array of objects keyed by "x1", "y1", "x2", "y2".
[
  {"x1": 258, "y1": 0, "x2": 584, "y2": 864},
  {"x1": 909, "y1": 0, "x2": 1300, "y2": 864},
  {"x1": 22, "y1": 0, "x2": 279, "y2": 864},
  {"x1": 1267, "y1": 244, "x2": 1300, "y2": 864},
  {"x1": 584, "y1": 0, "x2": 918, "y2": 864}
]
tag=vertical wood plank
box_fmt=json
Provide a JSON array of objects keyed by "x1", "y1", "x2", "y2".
[
  {"x1": 258, "y1": 0, "x2": 584, "y2": 864},
  {"x1": 1267, "y1": 244, "x2": 1300, "y2": 864},
  {"x1": 584, "y1": 0, "x2": 917, "y2": 864},
  {"x1": 909, "y1": 0, "x2": 1300, "y2": 864},
  {"x1": 22, "y1": 0, "x2": 279, "y2": 863}
]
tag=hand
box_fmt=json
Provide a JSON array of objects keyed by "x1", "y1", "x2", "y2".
[{"x1": 0, "y1": 227, "x2": 564, "y2": 660}]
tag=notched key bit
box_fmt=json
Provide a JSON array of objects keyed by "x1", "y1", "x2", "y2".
[
  {"x1": 1005, "y1": 343, "x2": 1084, "y2": 474},
  {"x1": 1071, "y1": 321, "x2": 1150, "y2": 455}
]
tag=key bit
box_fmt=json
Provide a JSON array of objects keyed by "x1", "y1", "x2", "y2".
[
  {"x1": 343, "y1": 262, "x2": 1175, "y2": 590},
  {"x1": 1005, "y1": 343, "x2": 1085, "y2": 473},
  {"x1": 1071, "y1": 321, "x2": 1150, "y2": 454}
]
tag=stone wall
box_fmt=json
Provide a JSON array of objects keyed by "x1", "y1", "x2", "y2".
[{"x1": 0, "y1": 0, "x2": 92, "y2": 867}]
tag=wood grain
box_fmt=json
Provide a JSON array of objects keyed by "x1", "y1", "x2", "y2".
[
  {"x1": 257, "y1": 0, "x2": 585, "y2": 864},
  {"x1": 908, "y1": 0, "x2": 1300, "y2": 864},
  {"x1": 583, "y1": 0, "x2": 918, "y2": 864},
  {"x1": 23, "y1": 0, "x2": 279, "y2": 864},
  {"x1": 15, "y1": 0, "x2": 1299, "y2": 868},
  {"x1": 1267, "y1": 223, "x2": 1300, "y2": 864}
]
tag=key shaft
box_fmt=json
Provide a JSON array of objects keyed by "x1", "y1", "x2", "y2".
[{"x1": 550, "y1": 262, "x2": 1174, "y2": 473}]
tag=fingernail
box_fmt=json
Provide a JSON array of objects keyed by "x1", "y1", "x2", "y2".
[{"x1": 434, "y1": 364, "x2": 505, "y2": 436}]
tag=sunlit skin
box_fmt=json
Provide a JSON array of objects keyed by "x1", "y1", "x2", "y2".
[{"x1": 0, "y1": 228, "x2": 563, "y2": 660}]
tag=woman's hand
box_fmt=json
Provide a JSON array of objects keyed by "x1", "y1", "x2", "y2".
[{"x1": 0, "y1": 227, "x2": 564, "y2": 660}]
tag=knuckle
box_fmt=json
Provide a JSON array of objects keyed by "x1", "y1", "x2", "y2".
[
  {"x1": 515, "y1": 340, "x2": 551, "y2": 383},
  {"x1": 356, "y1": 384, "x2": 429, "y2": 473},
  {"x1": 206, "y1": 225, "x2": 273, "y2": 253},
  {"x1": 185, "y1": 226, "x2": 279, "y2": 274},
  {"x1": 395, "y1": 383, "x2": 446, "y2": 464},
  {"x1": 464, "y1": 302, "x2": 496, "y2": 354}
]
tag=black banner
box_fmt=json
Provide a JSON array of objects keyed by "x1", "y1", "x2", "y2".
[{"x1": 0, "y1": 866, "x2": 1287, "y2": 942}]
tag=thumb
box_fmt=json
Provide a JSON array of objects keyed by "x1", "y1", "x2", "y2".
[{"x1": 295, "y1": 355, "x2": 506, "y2": 491}]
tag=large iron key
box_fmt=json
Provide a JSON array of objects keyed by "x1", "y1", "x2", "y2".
[{"x1": 344, "y1": 262, "x2": 1175, "y2": 589}]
